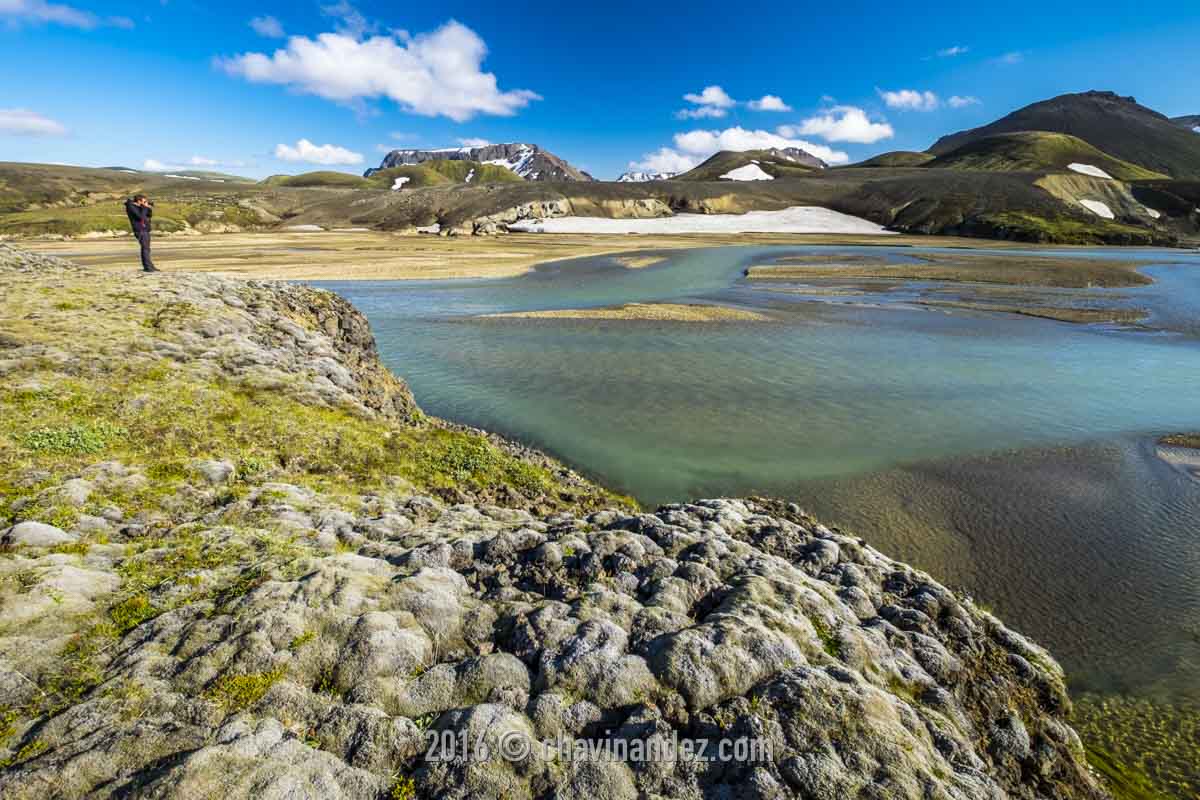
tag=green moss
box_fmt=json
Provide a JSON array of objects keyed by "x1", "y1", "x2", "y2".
[
  {"x1": 811, "y1": 618, "x2": 843, "y2": 659},
  {"x1": 1085, "y1": 745, "x2": 1170, "y2": 800},
  {"x1": 19, "y1": 421, "x2": 126, "y2": 455},
  {"x1": 203, "y1": 668, "x2": 285, "y2": 713},
  {"x1": 978, "y1": 211, "x2": 1164, "y2": 246},
  {"x1": 108, "y1": 593, "x2": 158, "y2": 634},
  {"x1": 0, "y1": 738, "x2": 48, "y2": 768},
  {"x1": 388, "y1": 775, "x2": 417, "y2": 800},
  {"x1": 288, "y1": 630, "x2": 316, "y2": 651}
]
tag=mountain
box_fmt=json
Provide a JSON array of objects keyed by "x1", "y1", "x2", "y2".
[
  {"x1": 929, "y1": 90, "x2": 1200, "y2": 178},
  {"x1": 850, "y1": 151, "x2": 934, "y2": 168},
  {"x1": 368, "y1": 143, "x2": 593, "y2": 182},
  {"x1": 615, "y1": 170, "x2": 677, "y2": 182},
  {"x1": 264, "y1": 161, "x2": 522, "y2": 190},
  {"x1": 926, "y1": 131, "x2": 1167, "y2": 181},
  {"x1": 674, "y1": 147, "x2": 826, "y2": 181},
  {"x1": 1173, "y1": 115, "x2": 1200, "y2": 133}
]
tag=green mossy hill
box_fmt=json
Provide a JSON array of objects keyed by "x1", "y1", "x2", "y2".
[
  {"x1": 261, "y1": 161, "x2": 523, "y2": 191},
  {"x1": 928, "y1": 90, "x2": 1200, "y2": 179},
  {"x1": 927, "y1": 132, "x2": 1167, "y2": 181},
  {"x1": 260, "y1": 171, "x2": 372, "y2": 189},
  {"x1": 0, "y1": 162, "x2": 277, "y2": 236},
  {"x1": 674, "y1": 149, "x2": 824, "y2": 181},
  {"x1": 850, "y1": 151, "x2": 935, "y2": 168}
]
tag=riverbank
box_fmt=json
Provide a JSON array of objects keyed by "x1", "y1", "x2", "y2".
[
  {"x1": 0, "y1": 243, "x2": 1112, "y2": 799},
  {"x1": 15, "y1": 229, "x2": 1159, "y2": 282}
]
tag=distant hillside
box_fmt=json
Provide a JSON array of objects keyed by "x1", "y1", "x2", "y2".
[
  {"x1": 929, "y1": 91, "x2": 1200, "y2": 178},
  {"x1": 261, "y1": 171, "x2": 369, "y2": 188},
  {"x1": 369, "y1": 143, "x2": 593, "y2": 182},
  {"x1": 850, "y1": 151, "x2": 934, "y2": 168},
  {"x1": 927, "y1": 132, "x2": 1167, "y2": 181},
  {"x1": 264, "y1": 161, "x2": 522, "y2": 190},
  {"x1": 675, "y1": 148, "x2": 825, "y2": 181},
  {"x1": 1172, "y1": 115, "x2": 1200, "y2": 132}
]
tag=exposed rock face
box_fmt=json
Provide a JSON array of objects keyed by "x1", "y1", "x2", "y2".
[
  {"x1": 768, "y1": 147, "x2": 828, "y2": 169},
  {"x1": 369, "y1": 143, "x2": 595, "y2": 182},
  {"x1": 0, "y1": 245, "x2": 1109, "y2": 800}
]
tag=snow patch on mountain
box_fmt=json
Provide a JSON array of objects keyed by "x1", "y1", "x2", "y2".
[
  {"x1": 720, "y1": 162, "x2": 774, "y2": 181},
  {"x1": 1078, "y1": 199, "x2": 1115, "y2": 219},
  {"x1": 1067, "y1": 163, "x2": 1113, "y2": 179}
]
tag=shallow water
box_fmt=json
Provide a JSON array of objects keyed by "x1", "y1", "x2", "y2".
[{"x1": 319, "y1": 244, "x2": 1200, "y2": 699}]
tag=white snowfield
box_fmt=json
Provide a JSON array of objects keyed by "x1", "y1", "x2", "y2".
[
  {"x1": 720, "y1": 163, "x2": 774, "y2": 181},
  {"x1": 391, "y1": 176, "x2": 410, "y2": 190},
  {"x1": 1078, "y1": 199, "x2": 1115, "y2": 219},
  {"x1": 507, "y1": 206, "x2": 895, "y2": 235},
  {"x1": 1067, "y1": 163, "x2": 1114, "y2": 179}
]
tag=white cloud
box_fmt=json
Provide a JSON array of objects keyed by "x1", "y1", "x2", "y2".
[
  {"x1": 219, "y1": 20, "x2": 540, "y2": 122},
  {"x1": 629, "y1": 147, "x2": 702, "y2": 174},
  {"x1": 747, "y1": 95, "x2": 792, "y2": 112},
  {"x1": 948, "y1": 95, "x2": 981, "y2": 108},
  {"x1": 0, "y1": 0, "x2": 132, "y2": 29},
  {"x1": 785, "y1": 106, "x2": 893, "y2": 144},
  {"x1": 878, "y1": 89, "x2": 940, "y2": 112},
  {"x1": 274, "y1": 138, "x2": 363, "y2": 166},
  {"x1": 937, "y1": 45, "x2": 969, "y2": 57},
  {"x1": 683, "y1": 85, "x2": 736, "y2": 109},
  {"x1": 249, "y1": 15, "x2": 284, "y2": 38},
  {"x1": 994, "y1": 51, "x2": 1025, "y2": 65},
  {"x1": 676, "y1": 106, "x2": 727, "y2": 120},
  {"x1": 630, "y1": 123, "x2": 856, "y2": 175},
  {"x1": 142, "y1": 156, "x2": 246, "y2": 172},
  {"x1": 677, "y1": 85, "x2": 737, "y2": 118},
  {"x1": 320, "y1": 1, "x2": 375, "y2": 39},
  {"x1": 0, "y1": 108, "x2": 67, "y2": 136},
  {"x1": 457, "y1": 137, "x2": 491, "y2": 147}
]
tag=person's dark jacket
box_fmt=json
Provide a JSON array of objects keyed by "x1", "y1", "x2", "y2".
[{"x1": 125, "y1": 199, "x2": 153, "y2": 236}]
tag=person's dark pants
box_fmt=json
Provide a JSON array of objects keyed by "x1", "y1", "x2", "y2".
[{"x1": 135, "y1": 230, "x2": 156, "y2": 272}]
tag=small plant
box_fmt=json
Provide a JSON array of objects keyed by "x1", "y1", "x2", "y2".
[
  {"x1": 811, "y1": 618, "x2": 843, "y2": 660},
  {"x1": 203, "y1": 668, "x2": 285, "y2": 713},
  {"x1": 388, "y1": 775, "x2": 417, "y2": 800},
  {"x1": 20, "y1": 422, "x2": 126, "y2": 455},
  {"x1": 313, "y1": 666, "x2": 339, "y2": 697},
  {"x1": 288, "y1": 630, "x2": 316, "y2": 651},
  {"x1": 413, "y1": 712, "x2": 437, "y2": 731},
  {"x1": 108, "y1": 594, "x2": 158, "y2": 635},
  {"x1": 0, "y1": 739, "x2": 48, "y2": 768}
]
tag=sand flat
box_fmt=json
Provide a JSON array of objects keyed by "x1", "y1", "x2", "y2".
[
  {"x1": 483, "y1": 302, "x2": 771, "y2": 322},
  {"x1": 16, "y1": 230, "x2": 1143, "y2": 282}
]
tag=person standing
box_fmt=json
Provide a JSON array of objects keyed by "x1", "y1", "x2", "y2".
[{"x1": 124, "y1": 194, "x2": 159, "y2": 272}]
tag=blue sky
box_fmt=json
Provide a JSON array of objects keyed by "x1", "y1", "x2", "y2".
[{"x1": 2, "y1": 1, "x2": 1198, "y2": 179}]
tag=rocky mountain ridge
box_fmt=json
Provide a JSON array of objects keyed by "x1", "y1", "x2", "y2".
[
  {"x1": 368, "y1": 143, "x2": 594, "y2": 183},
  {"x1": 0, "y1": 244, "x2": 1113, "y2": 799}
]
